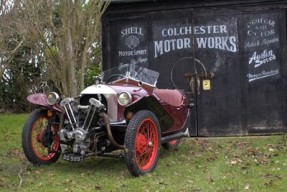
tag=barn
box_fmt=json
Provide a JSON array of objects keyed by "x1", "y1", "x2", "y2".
[{"x1": 101, "y1": 0, "x2": 287, "y2": 136}]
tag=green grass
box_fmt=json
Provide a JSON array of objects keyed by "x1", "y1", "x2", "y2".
[{"x1": 1, "y1": 113, "x2": 287, "y2": 191}]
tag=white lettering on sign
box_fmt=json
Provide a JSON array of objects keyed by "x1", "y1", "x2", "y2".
[
  {"x1": 154, "y1": 36, "x2": 237, "y2": 58},
  {"x1": 261, "y1": 37, "x2": 279, "y2": 46},
  {"x1": 196, "y1": 36, "x2": 237, "y2": 52},
  {"x1": 245, "y1": 40, "x2": 260, "y2": 48},
  {"x1": 154, "y1": 38, "x2": 191, "y2": 58},
  {"x1": 119, "y1": 23, "x2": 238, "y2": 59},
  {"x1": 153, "y1": 24, "x2": 238, "y2": 58},
  {"x1": 161, "y1": 27, "x2": 192, "y2": 36},
  {"x1": 247, "y1": 18, "x2": 275, "y2": 28},
  {"x1": 248, "y1": 50, "x2": 276, "y2": 68},
  {"x1": 248, "y1": 69, "x2": 279, "y2": 82},
  {"x1": 245, "y1": 16, "x2": 278, "y2": 49},
  {"x1": 121, "y1": 27, "x2": 144, "y2": 37},
  {"x1": 193, "y1": 25, "x2": 227, "y2": 34},
  {"x1": 160, "y1": 25, "x2": 228, "y2": 37},
  {"x1": 119, "y1": 49, "x2": 147, "y2": 57},
  {"x1": 119, "y1": 26, "x2": 148, "y2": 59}
]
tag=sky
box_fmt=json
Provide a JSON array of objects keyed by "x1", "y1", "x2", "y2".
[{"x1": 0, "y1": 0, "x2": 14, "y2": 16}]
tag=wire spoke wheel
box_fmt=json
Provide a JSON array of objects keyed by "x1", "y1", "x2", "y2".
[
  {"x1": 22, "y1": 109, "x2": 60, "y2": 165},
  {"x1": 135, "y1": 120, "x2": 158, "y2": 170},
  {"x1": 125, "y1": 110, "x2": 161, "y2": 176},
  {"x1": 31, "y1": 116, "x2": 59, "y2": 161}
]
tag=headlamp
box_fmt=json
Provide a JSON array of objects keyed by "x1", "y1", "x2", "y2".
[
  {"x1": 47, "y1": 92, "x2": 60, "y2": 105},
  {"x1": 118, "y1": 92, "x2": 132, "y2": 106}
]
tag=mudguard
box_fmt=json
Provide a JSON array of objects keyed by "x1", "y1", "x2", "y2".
[{"x1": 27, "y1": 93, "x2": 63, "y2": 113}]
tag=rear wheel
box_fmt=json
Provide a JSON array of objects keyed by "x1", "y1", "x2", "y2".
[
  {"x1": 162, "y1": 139, "x2": 180, "y2": 150},
  {"x1": 124, "y1": 110, "x2": 161, "y2": 176},
  {"x1": 22, "y1": 109, "x2": 60, "y2": 165}
]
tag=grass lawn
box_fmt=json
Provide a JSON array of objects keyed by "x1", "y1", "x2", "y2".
[{"x1": 0, "y1": 113, "x2": 287, "y2": 191}]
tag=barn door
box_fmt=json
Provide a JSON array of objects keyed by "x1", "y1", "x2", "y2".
[
  {"x1": 186, "y1": 63, "x2": 214, "y2": 136},
  {"x1": 243, "y1": 11, "x2": 287, "y2": 134},
  {"x1": 170, "y1": 57, "x2": 213, "y2": 136},
  {"x1": 191, "y1": 12, "x2": 244, "y2": 136}
]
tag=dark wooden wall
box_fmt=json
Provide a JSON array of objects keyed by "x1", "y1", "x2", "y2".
[{"x1": 102, "y1": 0, "x2": 287, "y2": 136}]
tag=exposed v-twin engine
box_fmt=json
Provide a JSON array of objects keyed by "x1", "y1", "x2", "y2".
[{"x1": 59, "y1": 97, "x2": 106, "y2": 160}]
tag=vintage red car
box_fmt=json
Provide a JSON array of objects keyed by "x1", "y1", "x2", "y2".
[{"x1": 22, "y1": 64, "x2": 192, "y2": 176}]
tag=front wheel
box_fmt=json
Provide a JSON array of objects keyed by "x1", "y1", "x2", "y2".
[
  {"x1": 124, "y1": 110, "x2": 161, "y2": 176},
  {"x1": 22, "y1": 109, "x2": 60, "y2": 165}
]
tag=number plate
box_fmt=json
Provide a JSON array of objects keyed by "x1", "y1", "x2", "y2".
[{"x1": 62, "y1": 154, "x2": 84, "y2": 162}]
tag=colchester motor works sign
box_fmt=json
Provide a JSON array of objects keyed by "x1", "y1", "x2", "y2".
[{"x1": 153, "y1": 23, "x2": 237, "y2": 58}]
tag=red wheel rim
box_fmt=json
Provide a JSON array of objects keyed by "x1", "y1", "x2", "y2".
[
  {"x1": 31, "y1": 115, "x2": 60, "y2": 161},
  {"x1": 135, "y1": 118, "x2": 158, "y2": 171}
]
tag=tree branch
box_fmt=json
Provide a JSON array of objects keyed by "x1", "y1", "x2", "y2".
[{"x1": 0, "y1": 39, "x2": 24, "y2": 77}]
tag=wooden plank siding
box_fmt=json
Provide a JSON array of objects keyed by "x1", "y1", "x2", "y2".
[{"x1": 102, "y1": 0, "x2": 287, "y2": 136}]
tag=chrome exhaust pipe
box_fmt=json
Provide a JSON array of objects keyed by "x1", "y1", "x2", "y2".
[
  {"x1": 100, "y1": 112, "x2": 125, "y2": 149},
  {"x1": 60, "y1": 98, "x2": 77, "y2": 129},
  {"x1": 161, "y1": 128, "x2": 190, "y2": 144},
  {"x1": 82, "y1": 98, "x2": 105, "y2": 130}
]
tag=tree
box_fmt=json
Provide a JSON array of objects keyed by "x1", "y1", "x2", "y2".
[
  {"x1": 14, "y1": 0, "x2": 110, "y2": 97},
  {"x1": 0, "y1": 44, "x2": 43, "y2": 112},
  {"x1": 0, "y1": 0, "x2": 23, "y2": 79},
  {"x1": 0, "y1": 0, "x2": 109, "y2": 112}
]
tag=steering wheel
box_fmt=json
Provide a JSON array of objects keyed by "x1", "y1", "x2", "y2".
[{"x1": 106, "y1": 74, "x2": 126, "y2": 83}]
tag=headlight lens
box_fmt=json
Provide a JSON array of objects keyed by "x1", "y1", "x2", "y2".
[
  {"x1": 118, "y1": 92, "x2": 132, "y2": 106},
  {"x1": 47, "y1": 92, "x2": 60, "y2": 105}
]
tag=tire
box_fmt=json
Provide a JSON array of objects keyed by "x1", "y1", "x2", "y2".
[
  {"x1": 124, "y1": 110, "x2": 161, "y2": 176},
  {"x1": 162, "y1": 139, "x2": 181, "y2": 150},
  {"x1": 22, "y1": 109, "x2": 60, "y2": 165}
]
